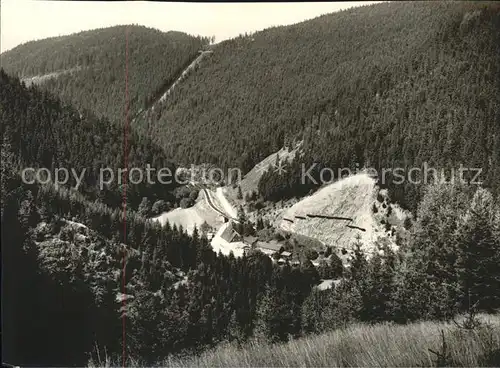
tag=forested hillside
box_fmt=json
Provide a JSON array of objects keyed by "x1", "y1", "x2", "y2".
[
  {"x1": 0, "y1": 69, "x2": 177, "y2": 210},
  {"x1": 0, "y1": 71, "x2": 321, "y2": 366},
  {"x1": 0, "y1": 25, "x2": 209, "y2": 122},
  {"x1": 4, "y1": 138, "x2": 500, "y2": 366},
  {"x1": 1, "y1": 134, "x2": 322, "y2": 366},
  {"x1": 2, "y1": 2, "x2": 500, "y2": 366},
  {"x1": 137, "y1": 1, "x2": 500, "y2": 211}
]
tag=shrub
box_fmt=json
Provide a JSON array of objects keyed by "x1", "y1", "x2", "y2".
[
  {"x1": 180, "y1": 197, "x2": 194, "y2": 209},
  {"x1": 152, "y1": 200, "x2": 170, "y2": 215},
  {"x1": 377, "y1": 192, "x2": 384, "y2": 203}
]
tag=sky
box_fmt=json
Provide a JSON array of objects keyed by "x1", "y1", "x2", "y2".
[{"x1": 1, "y1": 1, "x2": 380, "y2": 53}]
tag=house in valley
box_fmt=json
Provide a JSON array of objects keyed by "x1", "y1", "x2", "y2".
[
  {"x1": 220, "y1": 222, "x2": 242, "y2": 243},
  {"x1": 256, "y1": 240, "x2": 284, "y2": 256},
  {"x1": 243, "y1": 236, "x2": 259, "y2": 247}
]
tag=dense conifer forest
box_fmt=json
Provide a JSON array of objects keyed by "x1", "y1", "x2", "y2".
[
  {"x1": 0, "y1": 70, "x2": 179, "y2": 210},
  {"x1": 3, "y1": 134, "x2": 499, "y2": 365},
  {"x1": 1, "y1": 1, "x2": 500, "y2": 366},
  {"x1": 138, "y1": 1, "x2": 498, "y2": 212}
]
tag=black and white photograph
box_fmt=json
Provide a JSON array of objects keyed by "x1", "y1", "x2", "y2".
[{"x1": 1, "y1": 0, "x2": 500, "y2": 366}]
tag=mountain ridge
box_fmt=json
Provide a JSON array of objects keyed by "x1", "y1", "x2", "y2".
[{"x1": 0, "y1": 24, "x2": 210, "y2": 123}]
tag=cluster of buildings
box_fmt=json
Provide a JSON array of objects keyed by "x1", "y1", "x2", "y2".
[{"x1": 219, "y1": 222, "x2": 293, "y2": 264}]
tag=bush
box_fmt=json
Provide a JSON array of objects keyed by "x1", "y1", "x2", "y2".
[
  {"x1": 324, "y1": 246, "x2": 332, "y2": 258},
  {"x1": 152, "y1": 200, "x2": 170, "y2": 215},
  {"x1": 305, "y1": 249, "x2": 319, "y2": 261},
  {"x1": 180, "y1": 197, "x2": 194, "y2": 209},
  {"x1": 255, "y1": 200, "x2": 265, "y2": 210},
  {"x1": 273, "y1": 232, "x2": 285, "y2": 241},
  {"x1": 404, "y1": 217, "x2": 413, "y2": 230},
  {"x1": 189, "y1": 190, "x2": 199, "y2": 202},
  {"x1": 138, "y1": 197, "x2": 152, "y2": 217},
  {"x1": 330, "y1": 253, "x2": 344, "y2": 278},
  {"x1": 377, "y1": 193, "x2": 384, "y2": 203}
]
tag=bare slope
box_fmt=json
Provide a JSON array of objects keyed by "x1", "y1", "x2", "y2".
[
  {"x1": 279, "y1": 173, "x2": 403, "y2": 254},
  {"x1": 151, "y1": 191, "x2": 224, "y2": 235},
  {"x1": 21, "y1": 67, "x2": 82, "y2": 87}
]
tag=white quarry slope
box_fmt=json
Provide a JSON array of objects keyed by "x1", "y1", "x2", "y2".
[
  {"x1": 151, "y1": 191, "x2": 224, "y2": 235},
  {"x1": 279, "y1": 173, "x2": 393, "y2": 255},
  {"x1": 215, "y1": 187, "x2": 238, "y2": 219}
]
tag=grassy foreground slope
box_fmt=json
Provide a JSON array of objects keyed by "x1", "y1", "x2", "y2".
[
  {"x1": 92, "y1": 315, "x2": 500, "y2": 367},
  {"x1": 0, "y1": 25, "x2": 208, "y2": 122},
  {"x1": 145, "y1": 1, "x2": 499, "y2": 206}
]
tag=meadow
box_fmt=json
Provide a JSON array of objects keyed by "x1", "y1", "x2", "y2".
[{"x1": 90, "y1": 314, "x2": 500, "y2": 367}]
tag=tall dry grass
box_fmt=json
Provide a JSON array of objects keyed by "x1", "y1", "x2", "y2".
[{"x1": 90, "y1": 314, "x2": 500, "y2": 367}]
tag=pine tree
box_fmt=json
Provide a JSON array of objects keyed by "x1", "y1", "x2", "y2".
[
  {"x1": 456, "y1": 188, "x2": 500, "y2": 312},
  {"x1": 406, "y1": 182, "x2": 470, "y2": 317},
  {"x1": 349, "y1": 235, "x2": 368, "y2": 283},
  {"x1": 329, "y1": 252, "x2": 344, "y2": 278},
  {"x1": 254, "y1": 284, "x2": 292, "y2": 343},
  {"x1": 363, "y1": 247, "x2": 396, "y2": 322},
  {"x1": 227, "y1": 310, "x2": 245, "y2": 344},
  {"x1": 137, "y1": 197, "x2": 152, "y2": 217},
  {"x1": 236, "y1": 205, "x2": 247, "y2": 235},
  {"x1": 301, "y1": 288, "x2": 332, "y2": 334}
]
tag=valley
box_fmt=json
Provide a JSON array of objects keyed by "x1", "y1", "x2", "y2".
[{"x1": 1, "y1": 1, "x2": 500, "y2": 367}]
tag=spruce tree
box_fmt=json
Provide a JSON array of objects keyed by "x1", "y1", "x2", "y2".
[{"x1": 456, "y1": 188, "x2": 500, "y2": 312}]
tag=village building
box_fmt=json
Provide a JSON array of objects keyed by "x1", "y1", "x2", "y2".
[
  {"x1": 219, "y1": 221, "x2": 242, "y2": 243},
  {"x1": 243, "y1": 236, "x2": 259, "y2": 247},
  {"x1": 256, "y1": 240, "x2": 284, "y2": 256}
]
